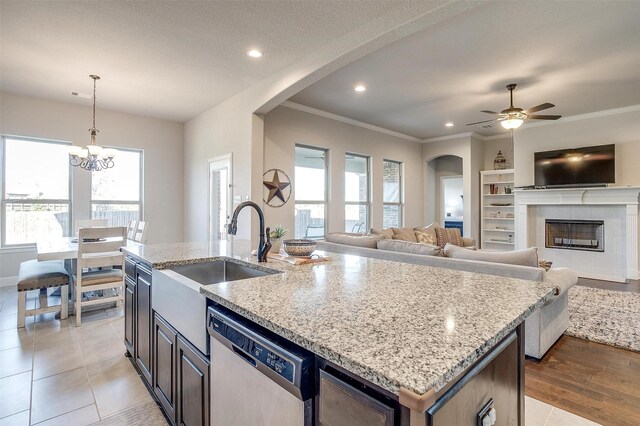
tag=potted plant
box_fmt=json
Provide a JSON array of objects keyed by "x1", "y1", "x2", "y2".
[{"x1": 269, "y1": 225, "x2": 287, "y2": 253}]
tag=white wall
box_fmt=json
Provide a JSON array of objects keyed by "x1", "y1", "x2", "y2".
[
  {"x1": 483, "y1": 135, "x2": 513, "y2": 171},
  {"x1": 422, "y1": 135, "x2": 483, "y2": 242},
  {"x1": 513, "y1": 108, "x2": 640, "y2": 186},
  {"x1": 262, "y1": 105, "x2": 423, "y2": 235},
  {"x1": 0, "y1": 91, "x2": 184, "y2": 279}
]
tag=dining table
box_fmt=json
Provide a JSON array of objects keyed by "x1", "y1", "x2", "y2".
[
  {"x1": 36, "y1": 236, "x2": 142, "y2": 262},
  {"x1": 36, "y1": 236, "x2": 142, "y2": 304}
]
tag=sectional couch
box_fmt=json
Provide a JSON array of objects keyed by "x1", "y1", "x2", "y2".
[{"x1": 319, "y1": 228, "x2": 577, "y2": 359}]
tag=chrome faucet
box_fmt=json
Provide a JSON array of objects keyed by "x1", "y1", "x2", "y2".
[{"x1": 226, "y1": 201, "x2": 272, "y2": 262}]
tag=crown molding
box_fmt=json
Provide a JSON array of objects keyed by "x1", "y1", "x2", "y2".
[
  {"x1": 281, "y1": 101, "x2": 640, "y2": 144},
  {"x1": 280, "y1": 101, "x2": 422, "y2": 142}
]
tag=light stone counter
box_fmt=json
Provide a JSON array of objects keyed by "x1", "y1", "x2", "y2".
[{"x1": 123, "y1": 240, "x2": 556, "y2": 399}]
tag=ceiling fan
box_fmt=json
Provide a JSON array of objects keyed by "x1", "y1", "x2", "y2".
[{"x1": 466, "y1": 83, "x2": 561, "y2": 129}]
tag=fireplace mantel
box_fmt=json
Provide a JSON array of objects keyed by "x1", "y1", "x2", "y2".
[
  {"x1": 515, "y1": 186, "x2": 640, "y2": 281},
  {"x1": 514, "y1": 186, "x2": 640, "y2": 206}
]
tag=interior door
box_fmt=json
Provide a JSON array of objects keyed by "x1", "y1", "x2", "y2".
[{"x1": 208, "y1": 154, "x2": 232, "y2": 241}]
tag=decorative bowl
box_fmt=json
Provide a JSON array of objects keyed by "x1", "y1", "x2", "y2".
[{"x1": 282, "y1": 239, "x2": 317, "y2": 257}]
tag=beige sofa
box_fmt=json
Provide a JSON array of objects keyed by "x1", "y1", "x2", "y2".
[{"x1": 319, "y1": 232, "x2": 577, "y2": 359}]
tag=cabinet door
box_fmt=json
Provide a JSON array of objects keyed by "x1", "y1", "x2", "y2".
[
  {"x1": 177, "y1": 335, "x2": 210, "y2": 426},
  {"x1": 124, "y1": 276, "x2": 136, "y2": 356},
  {"x1": 136, "y1": 263, "x2": 153, "y2": 385},
  {"x1": 154, "y1": 313, "x2": 178, "y2": 424}
]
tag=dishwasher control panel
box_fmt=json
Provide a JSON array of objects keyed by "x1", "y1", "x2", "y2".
[{"x1": 209, "y1": 312, "x2": 296, "y2": 383}]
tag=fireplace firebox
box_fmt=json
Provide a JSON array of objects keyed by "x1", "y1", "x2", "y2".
[{"x1": 545, "y1": 219, "x2": 604, "y2": 252}]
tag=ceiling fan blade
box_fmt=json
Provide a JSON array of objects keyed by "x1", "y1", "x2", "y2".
[
  {"x1": 524, "y1": 103, "x2": 555, "y2": 114},
  {"x1": 481, "y1": 110, "x2": 500, "y2": 115},
  {"x1": 466, "y1": 119, "x2": 496, "y2": 126},
  {"x1": 528, "y1": 114, "x2": 561, "y2": 120}
]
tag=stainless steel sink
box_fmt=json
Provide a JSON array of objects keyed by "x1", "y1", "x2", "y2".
[
  {"x1": 152, "y1": 260, "x2": 281, "y2": 356},
  {"x1": 168, "y1": 260, "x2": 280, "y2": 285}
]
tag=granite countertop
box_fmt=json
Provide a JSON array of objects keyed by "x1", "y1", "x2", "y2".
[{"x1": 123, "y1": 240, "x2": 556, "y2": 399}]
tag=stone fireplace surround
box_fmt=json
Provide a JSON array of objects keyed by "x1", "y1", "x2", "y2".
[{"x1": 515, "y1": 187, "x2": 640, "y2": 282}]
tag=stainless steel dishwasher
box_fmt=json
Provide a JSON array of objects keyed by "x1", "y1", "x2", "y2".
[{"x1": 207, "y1": 304, "x2": 314, "y2": 426}]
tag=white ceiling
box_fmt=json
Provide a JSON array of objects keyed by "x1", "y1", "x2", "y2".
[
  {"x1": 0, "y1": 0, "x2": 411, "y2": 123},
  {"x1": 289, "y1": 1, "x2": 640, "y2": 139}
]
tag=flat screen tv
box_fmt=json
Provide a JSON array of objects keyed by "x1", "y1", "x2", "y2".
[{"x1": 534, "y1": 144, "x2": 615, "y2": 187}]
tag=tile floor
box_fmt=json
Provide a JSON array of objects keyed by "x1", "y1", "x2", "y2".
[
  {"x1": 0, "y1": 285, "x2": 166, "y2": 425},
  {"x1": 0, "y1": 284, "x2": 601, "y2": 425}
]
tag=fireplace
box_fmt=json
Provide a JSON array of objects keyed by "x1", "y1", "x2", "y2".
[{"x1": 545, "y1": 219, "x2": 604, "y2": 252}]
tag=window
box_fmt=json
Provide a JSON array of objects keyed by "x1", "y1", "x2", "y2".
[
  {"x1": 294, "y1": 145, "x2": 327, "y2": 239},
  {"x1": 91, "y1": 148, "x2": 142, "y2": 227},
  {"x1": 345, "y1": 154, "x2": 370, "y2": 233},
  {"x1": 383, "y1": 160, "x2": 403, "y2": 228},
  {"x1": 1, "y1": 137, "x2": 72, "y2": 246}
]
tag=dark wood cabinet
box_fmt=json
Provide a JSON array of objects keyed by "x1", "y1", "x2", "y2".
[
  {"x1": 124, "y1": 255, "x2": 209, "y2": 425},
  {"x1": 177, "y1": 335, "x2": 210, "y2": 426},
  {"x1": 154, "y1": 313, "x2": 178, "y2": 424},
  {"x1": 124, "y1": 276, "x2": 136, "y2": 356},
  {"x1": 426, "y1": 329, "x2": 522, "y2": 426},
  {"x1": 135, "y1": 263, "x2": 153, "y2": 385}
]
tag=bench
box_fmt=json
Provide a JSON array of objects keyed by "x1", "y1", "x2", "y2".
[{"x1": 17, "y1": 260, "x2": 70, "y2": 327}]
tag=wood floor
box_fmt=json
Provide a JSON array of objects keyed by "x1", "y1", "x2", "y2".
[{"x1": 525, "y1": 276, "x2": 640, "y2": 426}]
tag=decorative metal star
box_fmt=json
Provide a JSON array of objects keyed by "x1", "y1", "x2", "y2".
[{"x1": 263, "y1": 170, "x2": 291, "y2": 204}]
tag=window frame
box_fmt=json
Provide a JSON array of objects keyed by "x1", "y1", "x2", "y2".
[
  {"x1": 344, "y1": 152, "x2": 371, "y2": 233},
  {"x1": 1, "y1": 136, "x2": 73, "y2": 248},
  {"x1": 89, "y1": 147, "x2": 144, "y2": 224},
  {"x1": 294, "y1": 144, "x2": 328, "y2": 239},
  {"x1": 382, "y1": 159, "x2": 403, "y2": 228}
]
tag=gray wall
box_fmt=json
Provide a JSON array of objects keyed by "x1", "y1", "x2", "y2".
[
  {"x1": 263, "y1": 105, "x2": 424, "y2": 235},
  {"x1": 0, "y1": 92, "x2": 184, "y2": 280},
  {"x1": 513, "y1": 108, "x2": 640, "y2": 186}
]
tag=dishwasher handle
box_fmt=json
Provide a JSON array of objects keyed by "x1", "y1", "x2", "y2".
[{"x1": 232, "y1": 345, "x2": 257, "y2": 367}]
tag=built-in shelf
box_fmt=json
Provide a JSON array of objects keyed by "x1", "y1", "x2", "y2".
[{"x1": 481, "y1": 169, "x2": 515, "y2": 251}]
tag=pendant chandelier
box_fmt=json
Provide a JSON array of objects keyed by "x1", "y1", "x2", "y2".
[{"x1": 69, "y1": 75, "x2": 116, "y2": 171}]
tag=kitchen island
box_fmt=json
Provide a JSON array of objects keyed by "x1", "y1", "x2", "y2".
[{"x1": 122, "y1": 240, "x2": 557, "y2": 426}]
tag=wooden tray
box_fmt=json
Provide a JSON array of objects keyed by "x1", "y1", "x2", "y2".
[{"x1": 267, "y1": 253, "x2": 331, "y2": 265}]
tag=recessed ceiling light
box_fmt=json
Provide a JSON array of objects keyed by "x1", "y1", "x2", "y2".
[
  {"x1": 354, "y1": 85, "x2": 366, "y2": 93},
  {"x1": 247, "y1": 49, "x2": 263, "y2": 58},
  {"x1": 445, "y1": 122, "x2": 454, "y2": 127}
]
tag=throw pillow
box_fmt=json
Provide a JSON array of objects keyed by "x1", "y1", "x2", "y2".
[
  {"x1": 443, "y1": 243, "x2": 539, "y2": 267},
  {"x1": 369, "y1": 228, "x2": 394, "y2": 239},
  {"x1": 377, "y1": 239, "x2": 441, "y2": 256},
  {"x1": 434, "y1": 227, "x2": 464, "y2": 248},
  {"x1": 415, "y1": 230, "x2": 437, "y2": 245},
  {"x1": 539, "y1": 259, "x2": 553, "y2": 271},
  {"x1": 391, "y1": 227, "x2": 418, "y2": 242}
]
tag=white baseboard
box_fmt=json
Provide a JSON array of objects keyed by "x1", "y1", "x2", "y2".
[
  {"x1": 579, "y1": 272, "x2": 626, "y2": 283},
  {"x1": 0, "y1": 276, "x2": 18, "y2": 288}
]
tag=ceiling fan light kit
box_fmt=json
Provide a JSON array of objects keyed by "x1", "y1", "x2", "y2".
[
  {"x1": 501, "y1": 118, "x2": 523, "y2": 129},
  {"x1": 467, "y1": 83, "x2": 561, "y2": 129}
]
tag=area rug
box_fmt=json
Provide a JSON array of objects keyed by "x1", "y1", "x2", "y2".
[{"x1": 565, "y1": 285, "x2": 640, "y2": 352}]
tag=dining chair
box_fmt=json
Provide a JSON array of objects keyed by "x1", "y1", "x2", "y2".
[
  {"x1": 133, "y1": 221, "x2": 148, "y2": 243},
  {"x1": 127, "y1": 220, "x2": 139, "y2": 240},
  {"x1": 74, "y1": 226, "x2": 126, "y2": 326},
  {"x1": 75, "y1": 218, "x2": 108, "y2": 233}
]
